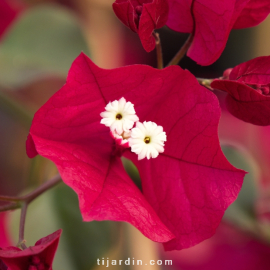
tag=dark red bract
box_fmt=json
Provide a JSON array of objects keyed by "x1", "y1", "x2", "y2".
[
  {"x1": 166, "y1": 0, "x2": 270, "y2": 65},
  {"x1": 26, "y1": 53, "x2": 245, "y2": 250},
  {"x1": 0, "y1": 230, "x2": 61, "y2": 270},
  {"x1": 113, "y1": 0, "x2": 169, "y2": 52},
  {"x1": 211, "y1": 56, "x2": 270, "y2": 126}
]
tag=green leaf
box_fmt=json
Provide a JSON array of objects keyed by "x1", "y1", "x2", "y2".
[
  {"x1": 51, "y1": 183, "x2": 120, "y2": 270},
  {"x1": 222, "y1": 145, "x2": 258, "y2": 219},
  {"x1": 0, "y1": 4, "x2": 89, "y2": 88},
  {"x1": 121, "y1": 157, "x2": 141, "y2": 190}
]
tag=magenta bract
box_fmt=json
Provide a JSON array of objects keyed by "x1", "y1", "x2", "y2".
[
  {"x1": 27, "y1": 53, "x2": 245, "y2": 250},
  {"x1": 0, "y1": 229, "x2": 61, "y2": 270},
  {"x1": 112, "y1": 0, "x2": 169, "y2": 52},
  {"x1": 211, "y1": 56, "x2": 270, "y2": 126},
  {"x1": 233, "y1": 0, "x2": 270, "y2": 29},
  {"x1": 0, "y1": 213, "x2": 11, "y2": 248},
  {"x1": 166, "y1": 0, "x2": 270, "y2": 65}
]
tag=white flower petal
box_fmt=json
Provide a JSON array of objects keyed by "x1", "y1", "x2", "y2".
[
  {"x1": 129, "y1": 121, "x2": 166, "y2": 160},
  {"x1": 138, "y1": 147, "x2": 148, "y2": 160},
  {"x1": 100, "y1": 98, "x2": 139, "y2": 134},
  {"x1": 118, "y1": 97, "x2": 126, "y2": 111}
]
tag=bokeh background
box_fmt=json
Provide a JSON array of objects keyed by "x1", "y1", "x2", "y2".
[{"x1": 1, "y1": 0, "x2": 270, "y2": 269}]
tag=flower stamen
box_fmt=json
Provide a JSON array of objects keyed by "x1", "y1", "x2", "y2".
[
  {"x1": 101, "y1": 99, "x2": 166, "y2": 160},
  {"x1": 100, "y1": 97, "x2": 139, "y2": 135},
  {"x1": 144, "y1": 137, "x2": 151, "y2": 144},
  {"x1": 116, "y1": 113, "x2": 123, "y2": 120}
]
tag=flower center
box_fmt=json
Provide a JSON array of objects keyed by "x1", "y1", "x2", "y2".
[
  {"x1": 101, "y1": 99, "x2": 166, "y2": 160},
  {"x1": 116, "y1": 113, "x2": 123, "y2": 120},
  {"x1": 129, "y1": 121, "x2": 166, "y2": 160},
  {"x1": 144, "y1": 136, "x2": 151, "y2": 144}
]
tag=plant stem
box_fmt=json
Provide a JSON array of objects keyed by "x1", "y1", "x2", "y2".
[
  {"x1": 0, "y1": 89, "x2": 33, "y2": 129},
  {"x1": 197, "y1": 78, "x2": 214, "y2": 90},
  {"x1": 0, "y1": 202, "x2": 21, "y2": 212},
  {"x1": 0, "y1": 196, "x2": 21, "y2": 202},
  {"x1": 153, "y1": 32, "x2": 163, "y2": 69},
  {"x1": 166, "y1": 33, "x2": 194, "y2": 67},
  {"x1": 0, "y1": 175, "x2": 62, "y2": 249},
  {"x1": 24, "y1": 174, "x2": 62, "y2": 203},
  {"x1": 0, "y1": 174, "x2": 62, "y2": 204},
  {"x1": 18, "y1": 202, "x2": 28, "y2": 249}
]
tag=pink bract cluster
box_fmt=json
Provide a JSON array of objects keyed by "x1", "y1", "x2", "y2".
[
  {"x1": 112, "y1": 0, "x2": 270, "y2": 65},
  {"x1": 113, "y1": 0, "x2": 169, "y2": 52},
  {"x1": 13, "y1": 0, "x2": 270, "y2": 261},
  {"x1": 0, "y1": 230, "x2": 61, "y2": 270},
  {"x1": 167, "y1": 0, "x2": 270, "y2": 65},
  {"x1": 212, "y1": 56, "x2": 270, "y2": 126},
  {"x1": 27, "y1": 53, "x2": 245, "y2": 250}
]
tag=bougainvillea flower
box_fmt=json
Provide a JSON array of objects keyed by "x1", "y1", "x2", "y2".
[
  {"x1": 26, "y1": 53, "x2": 245, "y2": 250},
  {"x1": 211, "y1": 56, "x2": 270, "y2": 126},
  {"x1": 166, "y1": 0, "x2": 270, "y2": 65},
  {"x1": 129, "y1": 121, "x2": 167, "y2": 160},
  {"x1": 100, "y1": 97, "x2": 139, "y2": 134},
  {"x1": 112, "y1": 0, "x2": 169, "y2": 52},
  {"x1": 0, "y1": 229, "x2": 61, "y2": 270}
]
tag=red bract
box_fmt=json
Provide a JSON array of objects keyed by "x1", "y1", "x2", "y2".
[
  {"x1": 0, "y1": 213, "x2": 10, "y2": 269},
  {"x1": 234, "y1": 0, "x2": 270, "y2": 29},
  {"x1": 0, "y1": 213, "x2": 11, "y2": 248},
  {"x1": 0, "y1": 229, "x2": 61, "y2": 270},
  {"x1": 166, "y1": 0, "x2": 270, "y2": 65},
  {"x1": 26, "y1": 53, "x2": 245, "y2": 250},
  {"x1": 211, "y1": 56, "x2": 270, "y2": 126},
  {"x1": 112, "y1": 0, "x2": 169, "y2": 52}
]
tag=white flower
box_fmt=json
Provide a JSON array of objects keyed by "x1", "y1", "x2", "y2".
[
  {"x1": 100, "y1": 97, "x2": 139, "y2": 135},
  {"x1": 111, "y1": 130, "x2": 131, "y2": 147},
  {"x1": 129, "y1": 121, "x2": 166, "y2": 160}
]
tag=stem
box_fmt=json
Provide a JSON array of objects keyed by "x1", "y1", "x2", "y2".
[
  {"x1": 0, "y1": 89, "x2": 33, "y2": 129},
  {"x1": 0, "y1": 196, "x2": 21, "y2": 202},
  {"x1": 18, "y1": 202, "x2": 28, "y2": 249},
  {"x1": 23, "y1": 174, "x2": 62, "y2": 203},
  {"x1": 153, "y1": 32, "x2": 163, "y2": 69},
  {"x1": 0, "y1": 202, "x2": 21, "y2": 212},
  {"x1": 0, "y1": 174, "x2": 62, "y2": 204},
  {"x1": 0, "y1": 175, "x2": 62, "y2": 249},
  {"x1": 166, "y1": 33, "x2": 194, "y2": 67},
  {"x1": 197, "y1": 78, "x2": 214, "y2": 90}
]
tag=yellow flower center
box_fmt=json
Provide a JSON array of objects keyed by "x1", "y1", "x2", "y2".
[
  {"x1": 116, "y1": 113, "x2": 123, "y2": 120},
  {"x1": 144, "y1": 137, "x2": 151, "y2": 144}
]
